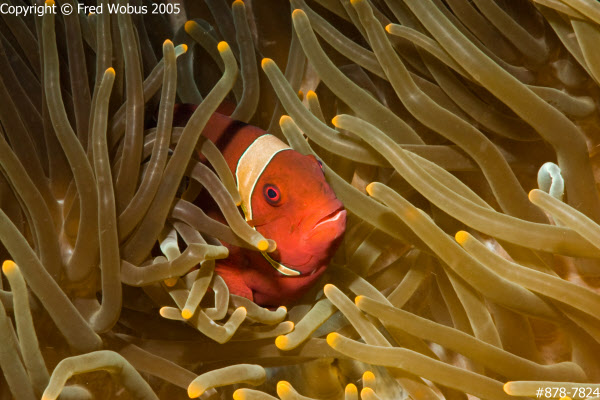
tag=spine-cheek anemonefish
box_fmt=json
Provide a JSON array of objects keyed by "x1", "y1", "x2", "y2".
[{"x1": 174, "y1": 104, "x2": 346, "y2": 306}]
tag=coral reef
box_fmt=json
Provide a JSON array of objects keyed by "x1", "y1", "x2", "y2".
[{"x1": 2, "y1": 0, "x2": 600, "y2": 399}]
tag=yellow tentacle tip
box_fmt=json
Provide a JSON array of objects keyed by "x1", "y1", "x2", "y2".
[
  {"x1": 45, "y1": 0, "x2": 55, "y2": 6},
  {"x1": 163, "y1": 39, "x2": 173, "y2": 46},
  {"x1": 41, "y1": 396, "x2": 53, "y2": 400},
  {"x1": 2, "y1": 260, "x2": 16, "y2": 274},
  {"x1": 164, "y1": 277, "x2": 178, "y2": 287},
  {"x1": 181, "y1": 309, "x2": 193, "y2": 319},
  {"x1": 105, "y1": 67, "x2": 115, "y2": 76},
  {"x1": 365, "y1": 183, "x2": 376, "y2": 196},
  {"x1": 279, "y1": 305, "x2": 287, "y2": 313},
  {"x1": 454, "y1": 231, "x2": 469, "y2": 245},
  {"x1": 181, "y1": 44, "x2": 189, "y2": 53},
  {"x1": 345, "y1": 384, "x2": 358, "y2": 395},
  {"x1": 184, "y1": 20, "x2": 197, "y2": 34},
  {"x1": 326, "y1": 332, "x2": 339, "y2": 347},
  {"x1": 217, "y1": 41, "x2": 229, "y2": 53},
  {"x1": 292, "y1": 8, "x2": 304, "y2": 18},
  {"x1": 331, "y1": 116, "x2": 340, "y2": 127},
  {"x1": 503, "y1": 382, "x2": 513, "y2": 394},
  {"x1": 233, "y1": 389, "x2": 246, "y2": 400},
  {"x1": 307, "y1": 90, "x2": 317, "y2": 99},
  {"x1": 361, "y1": 388, "x2": 375, "y2": 398},
  {"x1": 233, "y1": 0, "x2": 244, "y2": 6},
  {"x1": 362, "y1": 370, "x2": 375, "y2": 382},
  {"x1": 280, "y1": 115, "x2": 291, "y2": 125},
  {"x1": 257, "y1": 239, "x2": 269, "y2": 252},
  {"x1": 385, "y1": 24, "x2": 393, "y2": 34},
  {"x1": 275, "y1": 335, "x2": 289, "y2": 350},
  {"x1": 323, "y1": 283, "x2": 335, "y2": 294},
  {"x1": 355, "y1": 295, "x2": 364, "y2": 306},
  {"x1": 277, "y1": 381, "x2": 292, "y2": 396},
  {"x1": 297, "y1": 90, "x2": 304, "y2": 101},
  {"x1": 159, "y1": 307, "x2": 169, "y2": 318},
  {"x1": 350, "y1": 0, "x2": 363, "y2": 6},
  {"x1": 261, "y1": 58, "x2": 274, "y2": 69},
  {"x1": 528, "y1": 189, "x2": 540, "y2": 202},
  {"x1": 187, "y1": 382, "x2": 203, "y2": 398}
]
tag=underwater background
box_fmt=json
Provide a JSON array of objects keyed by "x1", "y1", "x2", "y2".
[{"x1": 1, "y1": 0, "x2": 600, "y2": 399}]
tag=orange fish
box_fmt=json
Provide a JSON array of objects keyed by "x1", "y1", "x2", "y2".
[{"x1": 175, "y1": 105, "x2": 346, "y2": 306}]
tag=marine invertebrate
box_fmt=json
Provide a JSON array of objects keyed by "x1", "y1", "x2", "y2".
[{"x1": 3, "y1": 0, "x2": 600, "y2": 398}]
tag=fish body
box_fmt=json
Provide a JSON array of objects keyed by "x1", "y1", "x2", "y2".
[{"x1": 176, "y1": 105, "x2": 346, "y2": 306}]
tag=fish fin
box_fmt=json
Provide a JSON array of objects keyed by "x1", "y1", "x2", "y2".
[{"x1": 215, "y1": 263, "x2": 254, "y2": 301}]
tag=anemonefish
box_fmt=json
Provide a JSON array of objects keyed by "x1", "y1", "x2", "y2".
[{"x1": 174, "y1": 105, "x2": 346, "y2": 306}]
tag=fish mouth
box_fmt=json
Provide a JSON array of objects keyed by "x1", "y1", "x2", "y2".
[{"x1": 312, "y1": 208, "x2": 346, "y2": 231}]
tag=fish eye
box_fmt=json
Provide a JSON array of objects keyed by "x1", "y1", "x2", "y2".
[{"x1": 263, "y1": 184, "x2": 281, "y2": 205}]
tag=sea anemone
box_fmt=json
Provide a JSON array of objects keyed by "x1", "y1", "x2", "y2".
[{"x1": 2, "y1": 0, "x2": 600, "y2": 399}]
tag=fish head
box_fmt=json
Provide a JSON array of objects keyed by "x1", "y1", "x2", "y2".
[{"x1": 249, "y1": 150, "x2": 346, "y2": 277}]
